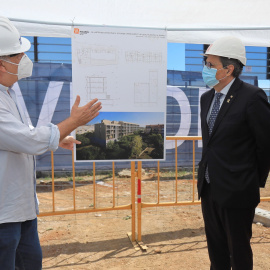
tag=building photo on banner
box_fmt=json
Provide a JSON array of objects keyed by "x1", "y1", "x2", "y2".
[{"x1": 71, "y1": 26, "x2": 167, "y2": 162}]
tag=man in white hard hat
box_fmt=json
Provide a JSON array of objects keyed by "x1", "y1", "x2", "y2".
[
  {"x1": 0, "y1": 16, "x2": 102, "y2": 269},
  {"x1": 198, "y1": 36, "x2": 270, "y2": 270}
]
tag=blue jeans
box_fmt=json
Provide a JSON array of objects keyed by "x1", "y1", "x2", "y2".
[{"x1": 0, "y1": 218, "x2": 42, "y2": 270}]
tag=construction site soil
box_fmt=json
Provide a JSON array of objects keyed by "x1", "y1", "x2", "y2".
[{"x1": 37, "y1": 171, "x2": 270, "y2": 270}]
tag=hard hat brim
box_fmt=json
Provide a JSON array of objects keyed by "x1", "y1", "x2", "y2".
[
  {"x1": 200, "y1": 53, "x2": 206, "y2": 56},
  {"x1": 1, "y1": 37, "x2": 32, "y2": 56}
]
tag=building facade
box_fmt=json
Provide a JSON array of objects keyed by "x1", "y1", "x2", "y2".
[
  {"x1": 145, "y1": 124, "x2": 164, "y2": 136},
  {"x1": 94, "y1": 120, "x2": 141, "y2": 146},
  {"x1": 76, "y1": 125, "x2": 94, "y2": 135}
]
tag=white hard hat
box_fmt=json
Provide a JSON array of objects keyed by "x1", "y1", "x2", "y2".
[
  {"x1": 0, "y1": 16, "x2": 31, "y2": 56},
  {"x1": 202, "y1": 36, "x2": 246, "y2": 66}
]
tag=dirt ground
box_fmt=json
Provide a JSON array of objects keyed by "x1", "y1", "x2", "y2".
[{"x1": 37, "y1": 172, "x2": 270, "y2": 270}]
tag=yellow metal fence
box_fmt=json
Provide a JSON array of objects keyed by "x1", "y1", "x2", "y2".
[{"x1": 37, "y1": 136, "x2": 270, "y2": 243}]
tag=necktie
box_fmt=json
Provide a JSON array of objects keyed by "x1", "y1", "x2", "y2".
[{"x1": 205, "y1": 92, "x2": 223, "y2": 183}]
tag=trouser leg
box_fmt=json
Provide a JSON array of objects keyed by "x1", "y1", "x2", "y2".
[
  {"x1": 201, "y1": 183, "x2": 231, "y2": 270},
  {"x1": 0, "y1": 221, "x2": 21, "y2": 270},
  {"x1": 201, "y1": 183, "x2": 255, "y2": 270},
  {"x1": 15, "y1": 218, "x2": 42, "y2": 270},
  {"x1": 222, "y1": 206, "x2": 255, "y2": 270}
]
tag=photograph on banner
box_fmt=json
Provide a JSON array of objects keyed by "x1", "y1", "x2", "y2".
[
  {"x1": 75, "y1": 112, "x2": 164, "y2": 161},
  {"x1": 72, "y1": 26, "x2": 167, "y2": 162}
]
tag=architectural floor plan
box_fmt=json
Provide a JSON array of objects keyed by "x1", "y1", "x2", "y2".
[{"x1": 72, "y1": 26, "x2": 166, "y2": 113}]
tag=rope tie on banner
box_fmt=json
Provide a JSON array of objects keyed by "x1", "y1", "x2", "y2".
[{"x1": 71, "y1": 17, "x2": 75, "y2": 27}]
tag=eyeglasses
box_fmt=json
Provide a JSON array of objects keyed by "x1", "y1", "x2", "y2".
[
  {"x1": 202, "y1": 60, "x2": 228, "y2": 70},
  {"x1": 9, "y1": 53, "x2": 21, "y2": 57},
  {"x1": 202, "y1": 60, "x2": 214, "y2": 69}
]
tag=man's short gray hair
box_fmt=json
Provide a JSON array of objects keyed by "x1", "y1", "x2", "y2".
[{"x1": 220, "y1": 56, "x2": 244, "y2": 78}]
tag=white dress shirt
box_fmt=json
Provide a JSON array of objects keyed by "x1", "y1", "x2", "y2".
[
  {"x1": 0, "y1": 84, "x2": 60, "y2": 223},
  {"x1": 207, "y1": 78, "x2": 235, "y2": 122}
]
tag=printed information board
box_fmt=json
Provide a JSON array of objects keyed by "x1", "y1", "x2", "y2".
[{"x1": 72, "y1": 26, "x2": 167, "y2": 161}]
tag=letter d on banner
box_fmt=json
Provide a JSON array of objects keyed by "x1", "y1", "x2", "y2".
[{"x1": 166, "y1": 86, "x2": 191, "y2": 150}]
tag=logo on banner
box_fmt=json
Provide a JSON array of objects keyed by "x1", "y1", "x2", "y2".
[{"x1": 74, "y1": 28, "x2": 89, "y2": 35}]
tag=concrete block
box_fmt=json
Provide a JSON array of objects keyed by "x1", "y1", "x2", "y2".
[{"x1": 254, "y1": 208, "x2": 270, "y2": 227}]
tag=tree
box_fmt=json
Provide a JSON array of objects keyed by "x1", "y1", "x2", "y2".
[
  {"x1": 76, "y1": 134, "x2": 90, "y2": 147},
  {"x1": 148, "y1": 134, "x2": 163, "y2": 148},
  {"x1": 130, "y1": 136, "x2": 143, "y2": 158},
  {"x1": 76, "y1": 148, "x2": 93, "y2": 160},
  {"x1": 150, "y1": 144, "x2": 164, "y2": 159},
  {"x1": 119, "y1": 136, "x2": 131, "y2": 151},
  {"x1": 106, "y1": 141, "x2": 114, "y2": 150}
]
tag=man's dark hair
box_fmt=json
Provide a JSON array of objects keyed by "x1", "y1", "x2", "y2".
[{"x1": 219, "y1": 56, "x2": 244, "y2": 78}]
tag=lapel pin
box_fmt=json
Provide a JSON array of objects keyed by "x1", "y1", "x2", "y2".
[
  {"x1": 227, "y1": 99, "x2": 230, "y2": 103},
  {"x1": 230, "y1": 95, "x2": 233, "y2": 98}
]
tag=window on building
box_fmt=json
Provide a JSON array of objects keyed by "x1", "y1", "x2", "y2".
[{"x1": 23, "y1": 36, "x2": 71, "y2": 63}]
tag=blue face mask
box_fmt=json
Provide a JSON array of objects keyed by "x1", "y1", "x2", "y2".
[{"x1": 202, "y1": 65, "x2": 226, "y2": 88}]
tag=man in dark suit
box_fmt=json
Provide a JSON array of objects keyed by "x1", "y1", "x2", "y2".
[{"x1": 198, "y1": 36, "x2": 270, "y2": 270}]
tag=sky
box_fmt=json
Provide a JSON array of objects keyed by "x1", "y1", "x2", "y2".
[
  {"x1": 89, "y1": 112, "x2": 164, "y2": 127},
  {"x1": 167, "y1": 43, "x2": 185, "y2": 71}
]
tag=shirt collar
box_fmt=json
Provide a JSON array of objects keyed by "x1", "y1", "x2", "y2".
[
  {"x1": 0, "y1": 84, "x2": 8, "y2": 93},
  {"x1": 215, "y1": 78, "x2": 236, "y2": 96}
]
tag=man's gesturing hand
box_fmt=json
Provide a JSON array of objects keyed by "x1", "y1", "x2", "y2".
[
  {"x1": 57, "y1": 96, "x2": 102, "y2": 142},
  {"x1": 70, "y1": 96, "x2": 102, "y2": 126},
  {"x1": 59, "y1": 136, "x2": 81, "y2": 150}
]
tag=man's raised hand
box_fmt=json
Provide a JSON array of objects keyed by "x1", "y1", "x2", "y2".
[
  {"x1": 70, "y1": 95, "x2": 102, "y2": 126},
  {"x1": 57, "y1": 95, "x2": 102, "y2": 142}
]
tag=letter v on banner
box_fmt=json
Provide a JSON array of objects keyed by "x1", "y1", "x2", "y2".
[{"x1": 13, "y1": 81, "x2": 64, "y2": 128}]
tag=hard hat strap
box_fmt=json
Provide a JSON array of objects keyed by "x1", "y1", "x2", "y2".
[
  {"x1": 0, "y1": 54, "x2": 33, "y2": 80},
  {"x1": 0, "y1": 58, "x2": 19, "y2": 76},
  {"x1": 5, "y1": 70, "x2": 18, "y2": 77},
  {"x1": 1, "y1": 58, "x2": 19, "y2": 66}
]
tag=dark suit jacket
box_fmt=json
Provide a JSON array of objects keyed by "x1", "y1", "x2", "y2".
[{"x1": 198, "y1": 78, "x2": 270, "y2": 208}]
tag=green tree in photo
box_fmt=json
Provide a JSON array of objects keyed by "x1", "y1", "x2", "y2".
[
  {"x1": 106, "y1": 140, "x2": 126, "y2": 159},
  {"x1": 76, "y1": 145, "x2": 106, "y2": 160},
  {"x1": 149, "y1": 134, "x2": 163, "y2": 147},
  {"x1": 76, "y1": 134, "x2": 90, "y2": 147},
  {"x1": 106, "y1": 141, "x2": 114, "y2": 150},
  {"x1": 150, "y1": 144, "x2": 164, "y2": 159},
  {"x1": 130, "y1": 135, "x2": 143, "y2": 158},
  {"x1": 119, "y1": 136, "x2": 131, "y2": 152},
  {"x1": 76, "y1": 147, "x2": 93, "y2": 160}
]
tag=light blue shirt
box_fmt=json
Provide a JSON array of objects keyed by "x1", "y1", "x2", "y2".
[
  {"x1": 0, "y1": 84, "x2": 60, "y2": 223},
  {"x1": 207, "y1": 78, "x2": 235, "y2": 122}
]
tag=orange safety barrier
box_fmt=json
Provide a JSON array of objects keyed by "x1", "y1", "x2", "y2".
[
  {"x1": 137, "y1": 136, "x2": 202, "y2": 242},
  {"x1": 38, "y1": 157, "x2": 137, "y2": 241},
  {"x1": 37, "y1": 136, "x2": 270, "y2": 243}
]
